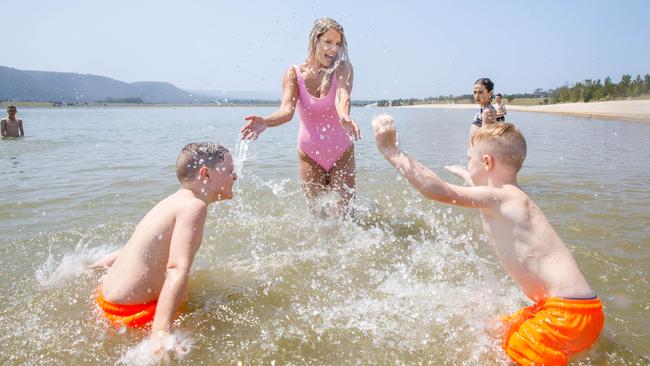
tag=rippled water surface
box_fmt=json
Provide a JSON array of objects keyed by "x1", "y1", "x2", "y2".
[{"x1": 1, "y1": 107, "x2": 648, "y2": 365}]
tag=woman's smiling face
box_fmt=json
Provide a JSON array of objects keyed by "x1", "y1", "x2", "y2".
[{"x1": 315, "y1": 28, "x2": 342, "y2": 68}]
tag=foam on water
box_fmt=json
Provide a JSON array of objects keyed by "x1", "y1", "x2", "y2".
[
  {"x1": 188, "y1": 178, "x2": 529, "y2": 364},
  {"x1": 10, "y1": 172, "x2": 635, "y2": 364},
  {"x1": 35, "y1": 238, "x2": 117, "y2": 288},
  {"x1": 117, "y1": 331, "x2": 193, "y2": 366},
  {"x1": 2, "y1": 108, "x2": 649, "y2": 364}
]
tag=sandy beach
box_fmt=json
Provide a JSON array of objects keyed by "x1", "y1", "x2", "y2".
[{"x1": 399, "y1": 99, "x2": 650, "y2": 122}]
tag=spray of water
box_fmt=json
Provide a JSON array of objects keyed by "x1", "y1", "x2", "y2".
[
  {"x1": 233, "y1": 139, "x2": 250, "y2": 180},
  {"x1": 35, "y1": 236, "x2": 116, "y2": 288},
  {"x1": 5, "y1": 139, "x2": 628, "y2": 364},
  {"x1": 117, "y1": 331, "x2": 193, "y2": 366}
]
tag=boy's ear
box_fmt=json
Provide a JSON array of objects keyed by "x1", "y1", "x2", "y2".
[
  {"x1": 198, "y1": 166, "x2": 209, "y2": 180},
  {"x1": 482, "y1": 154, "x2": 494, "y2": 171}
]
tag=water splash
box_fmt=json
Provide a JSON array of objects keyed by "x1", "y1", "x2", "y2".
[
  {"x1": 117, "y1": 331, "x2": 193, "y2": 366},
  {"x1": 233, "y1": 138, "x2": 250, "y2": 179},
  {"x1": 35, "y1": 237, "x2": 116, "y2": 287}
]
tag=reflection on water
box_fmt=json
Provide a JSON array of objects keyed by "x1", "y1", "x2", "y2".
[{"x1": 0, "y1": 107, "x2": 649, "y2": 364}]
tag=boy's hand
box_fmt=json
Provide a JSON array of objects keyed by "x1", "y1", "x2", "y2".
[
  {"x1": 150, "y1": 330, "x2": 191, "y2": 363},
  {"x1": 372, "y1": 114, "x2": 399, "y2": 155}
]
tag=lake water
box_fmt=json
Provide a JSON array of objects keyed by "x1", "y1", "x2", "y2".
[{"x1": 1, "y1": 107, "x2": 648, "y2": 365}]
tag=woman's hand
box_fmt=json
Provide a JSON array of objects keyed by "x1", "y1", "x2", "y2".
[
  {"x1": 340, "y1": 115, "x2": 361, "y2": 141},
  {"x1": 240, "y1": 116, "x2": 268, "y2": 140}
]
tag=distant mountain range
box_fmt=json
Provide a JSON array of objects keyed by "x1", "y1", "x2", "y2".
[{"x1": 0, "y1": 66, "x2": 279, "y2": 104}]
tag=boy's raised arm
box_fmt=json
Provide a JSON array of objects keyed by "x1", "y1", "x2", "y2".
[
  {"x1": 150, "y1": 203, "x2": 207, "y2": 338},
  {"x1": 372, "y1": 114, "x2": 498, "y2": 209}
]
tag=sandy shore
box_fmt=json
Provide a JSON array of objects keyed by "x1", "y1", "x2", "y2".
[{"x1": 399, "y1": 100, "x2": 650, "y2": 122}]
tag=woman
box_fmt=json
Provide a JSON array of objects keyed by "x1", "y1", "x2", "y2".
[
  {"x1": 240, "y1": 18, "x2": 361, "y2": 212},
  {"x1": 469, "y1": 78, "x2": 497, "y2": 138}
]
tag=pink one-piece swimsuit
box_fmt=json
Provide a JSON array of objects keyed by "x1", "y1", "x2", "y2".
[{"x1": 293, "y1": 65, "x2": 353, "y2": 172}]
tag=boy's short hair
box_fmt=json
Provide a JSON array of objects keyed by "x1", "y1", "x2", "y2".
[
  {"x1": 176, "y1": 142, "x2": 229, "y2": 182},
  {"x1": 471, "y1": 123, "x2": 527, "y2": 172},
  {"x1": 7, "y1": 105, "x2": 16, "y2": 111}
]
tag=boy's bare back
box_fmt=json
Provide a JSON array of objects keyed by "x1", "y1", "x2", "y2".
[
  {"x1": 100, "y1": 189, "x2": 207, "y2": 304},
  {"x1": 92, "y1": 143, "x2": 236, "y2": 353},
  {"x1": 478, "y1": 184, "x2": 593, "y2": 301}
]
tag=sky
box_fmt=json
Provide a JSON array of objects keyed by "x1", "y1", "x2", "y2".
[{"x1": 4, "y1": 0, "x2": 650, "y2": 100}]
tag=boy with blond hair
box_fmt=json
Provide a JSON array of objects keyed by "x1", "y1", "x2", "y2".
[
  {"x1": 91, "y1": 142, "x2": 237, "y2": 349},
  {"x1": 372, "y1": 115, "x2": 603, "y2": 366}
]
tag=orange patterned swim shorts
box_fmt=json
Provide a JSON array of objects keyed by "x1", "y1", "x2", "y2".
[
  {"x1": 501, "y1": 297, "x2": 604, "y2": 366},
  {"x1": 96, "y1": 290, "x2": 157, "y2": 328}
]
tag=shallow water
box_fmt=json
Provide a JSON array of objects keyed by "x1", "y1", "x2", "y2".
[{"x1": 1, "y1": 107, "x2": 648, "y2": 365}]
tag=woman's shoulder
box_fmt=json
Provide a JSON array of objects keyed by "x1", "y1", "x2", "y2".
[{"x1": 284, "y1": 65, "x2": 301, "y2": 80}]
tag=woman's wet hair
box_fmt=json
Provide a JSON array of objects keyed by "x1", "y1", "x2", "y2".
[
  {"x1": 307, "y1": 18, "x2": 350, "y2": 94},
  {"x1": 474, "y1": 78, "x2": 494, "y2": 92}
]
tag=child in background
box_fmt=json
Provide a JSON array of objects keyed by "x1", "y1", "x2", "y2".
[
  {"x1": 494, "y1": 93, "x2": 507, "y2": 122},
  {"x1": 373, "y1": 115, "x2": 603, "y2": 365},
  {"x1": 470, "y1": 78, "x2": 497, "y2": 138}
]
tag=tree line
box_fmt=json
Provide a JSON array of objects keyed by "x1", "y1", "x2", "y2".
[
  {"x1": 549, "y1": 74, "x2": 650, "y2": 103},
  {"x1": 376, "y1": 73, "x2": 650, "y2": 106}
]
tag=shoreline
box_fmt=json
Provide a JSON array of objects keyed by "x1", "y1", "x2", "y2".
[
  {"x1": 4, "y1": 100, "x2": 650, "y2": 123},
  {"x1": 0, "y1": 102, "x2": 280, "y2": 109},
  {"x1": 398, "y1": 100, "x2": 650, "y2": 123}
]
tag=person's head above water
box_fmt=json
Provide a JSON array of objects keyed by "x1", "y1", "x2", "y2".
[
  {"x1": 175, "y1": 142, "x2": 237, "y2": 201},
  {"x1": 473, "y1": 78, "x2": 494, "y2": 107},
  {"x1": 306, "y1": 18, "x2": 350, "y2": 93},
  {"x1": 7, "y1": 105, "x2": 17, "y2": 116},
  {"x1": 468, "y1": 123, "x2": 527, "y2": 184},
  {"x1": 495, "y1": 93, "x2": 503, "y2": 104}
]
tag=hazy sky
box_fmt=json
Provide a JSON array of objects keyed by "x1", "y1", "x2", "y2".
[{"x1": 4, "y1": 0, "x2": 649, "y2": 99}]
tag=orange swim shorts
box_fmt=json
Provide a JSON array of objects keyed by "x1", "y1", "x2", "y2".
[
  {"x1": 96, "y1": 290, "x2": 157, "y2": 328},
  {"x1": 501, "y1": 297, "x2": 604, "y2": 366}
]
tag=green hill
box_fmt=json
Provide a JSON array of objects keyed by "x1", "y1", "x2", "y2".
[{"x1": 0, "y1": 66, "x2": 210, "y2": 104}]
